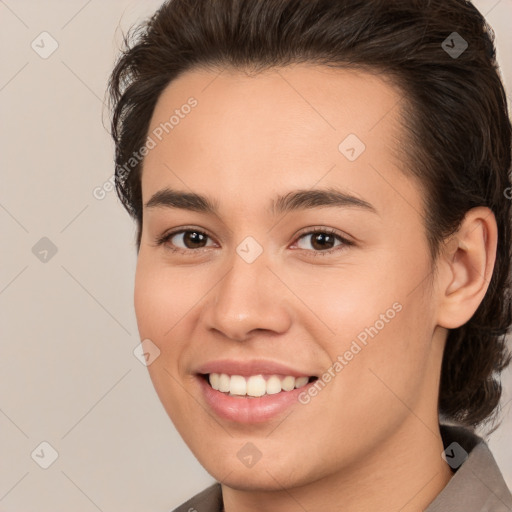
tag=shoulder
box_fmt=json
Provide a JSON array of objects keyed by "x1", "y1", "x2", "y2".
[
  {"x1": 426, "y1": 424, "x2": 512, "y2": 512},
  {"x1": 170, "y1": 482, "x2": 223, "y2": 512}
]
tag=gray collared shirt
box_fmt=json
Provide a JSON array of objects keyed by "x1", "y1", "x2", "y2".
[{"x1": 171, "y1": 424, "x2": 512, "y2": 512}]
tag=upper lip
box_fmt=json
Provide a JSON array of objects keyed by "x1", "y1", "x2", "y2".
[{"x1": 195, "y1": 359, "x2": 316, "y2": 378}]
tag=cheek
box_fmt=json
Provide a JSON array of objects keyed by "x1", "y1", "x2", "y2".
[
  {"x1": 328, "y1": 286, "x2": 436, "y2": 433},
  {"x1": 283, "y1": 261, "x2": 405, "y2": 349},
  {"x1": 133, "y1": 256, "x2": 200, "y2": 424},
  {"x1": 133, "y1": 255, "x2": 200, "y2": 344},
  {"x1": 306, "y1": 251, "x2": 435, "y2": 400}
]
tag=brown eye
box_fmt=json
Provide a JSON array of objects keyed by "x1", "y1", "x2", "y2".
[
  {"x1": 300, "y1": 232, "x2": 338, "y2": 251},
  {"x1": 175, "y1": 231, "x2": 209, "y2": 249},
  {"x1": 156, "y1": 229, "x2": 215, "y2": 253},
  {"x1": 295, "y1": 229, "x2": 348, "y2": 253}
]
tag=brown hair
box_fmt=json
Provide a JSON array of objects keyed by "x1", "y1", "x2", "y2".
[{"x1": 107, "y1": 0, "x2": 512, "y2": 431}]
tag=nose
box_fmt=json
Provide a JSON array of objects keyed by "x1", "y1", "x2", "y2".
[{"x1": 203, "y1": 249, "x2": 292, "y2": 342}]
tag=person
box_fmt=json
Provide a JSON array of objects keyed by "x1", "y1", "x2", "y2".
[{"x1": 107, "y1": 0, "x2": 512, "y2": 510}]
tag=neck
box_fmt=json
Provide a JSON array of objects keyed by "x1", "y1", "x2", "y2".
[{"x1": 221, "y1": 419, "x2": 453, "y2": 512}]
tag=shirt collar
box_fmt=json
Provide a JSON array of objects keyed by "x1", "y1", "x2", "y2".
[{"x1": 425, "y1": 424, "x2": 512, "y2": 511}]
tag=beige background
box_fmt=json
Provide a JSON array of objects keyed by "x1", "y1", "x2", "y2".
[{"x1": 1, "y1": 1, "x2": 511, "y2": 510}]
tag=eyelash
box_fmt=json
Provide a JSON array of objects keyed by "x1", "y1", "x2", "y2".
[{"x1": 154, "y1": 226, "x2": 354, "y2": 257}]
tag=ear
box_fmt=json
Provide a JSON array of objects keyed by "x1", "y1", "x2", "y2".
[{"x1": 436, "y1": 206, "x2": 498, "y2": 329}]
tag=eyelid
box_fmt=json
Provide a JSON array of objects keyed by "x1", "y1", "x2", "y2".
[
  {"x1": 153, "y1": 225, "x2": 218, "y2": 249},
  {"x1": 292, "y1": 225, "x2": 354, "y2": 245},
  {"x1": 154, "y1": 225, "x2": 354, "y2": 255},
  {"x1": 289, "y1": 227, "x2": 354, "y2": 256}
]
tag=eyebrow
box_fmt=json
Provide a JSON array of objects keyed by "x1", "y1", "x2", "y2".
[{"x1": 144, "y1": 186, "x2": 378, "y2": 216}]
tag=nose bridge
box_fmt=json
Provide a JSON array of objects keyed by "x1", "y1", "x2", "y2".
[{"x1": 206, "y1": 240, "x2": 291, "y2": 341}]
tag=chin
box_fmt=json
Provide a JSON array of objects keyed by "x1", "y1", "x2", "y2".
[
  {"x1": 206, "y1": 456, "x2": 317, "y2": 492},
  {"x1": 218, "y1": 472, "x2": 299, "y2": 492}
]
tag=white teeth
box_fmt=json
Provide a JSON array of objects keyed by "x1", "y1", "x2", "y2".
[
  {"x1": 229, "y1": 375, "x2": 247, "y2": 396},
  {"x1": 246, "y1": 375, "x2": 266, "y2": 397},
  {"x1": 207, "y1": 373, "x2": 312, "y2": 397},
  {"x1": 266, "y1": 375, "x2": 282, "y2": 395},
  {"x1": 294, "y1": 376, "x2": 309, "y2": 388},
  {"x1": 281, "y1": 376, "x2": 295, "y2": 391},
  {"x1": 209, "y1": 372, "x2": 220, "y2": 390},
  {"x1": 218, "y1": 373, "x2": 230, "y2": 392}
]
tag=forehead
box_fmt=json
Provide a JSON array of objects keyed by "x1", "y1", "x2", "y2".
[{"x1": 141, "y1": 64, "x2": 416, "y2": 217}]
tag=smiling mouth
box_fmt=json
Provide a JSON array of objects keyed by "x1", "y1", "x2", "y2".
[{"x1": 199, "y1": 373, "x2": 318, "y2": 398}]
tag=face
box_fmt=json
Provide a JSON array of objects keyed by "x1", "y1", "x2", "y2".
[{"x1": 134, "y1": 64, "x2": 446, "y2": 490}]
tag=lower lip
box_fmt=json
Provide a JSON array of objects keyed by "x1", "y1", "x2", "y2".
[{"x1": 196, "y1": 375, "x2": 315, "y2": 424}]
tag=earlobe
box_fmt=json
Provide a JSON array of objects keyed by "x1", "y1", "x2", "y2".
[{"x1": 437, "y1": 207, "x2": 497, "y2": 329}]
